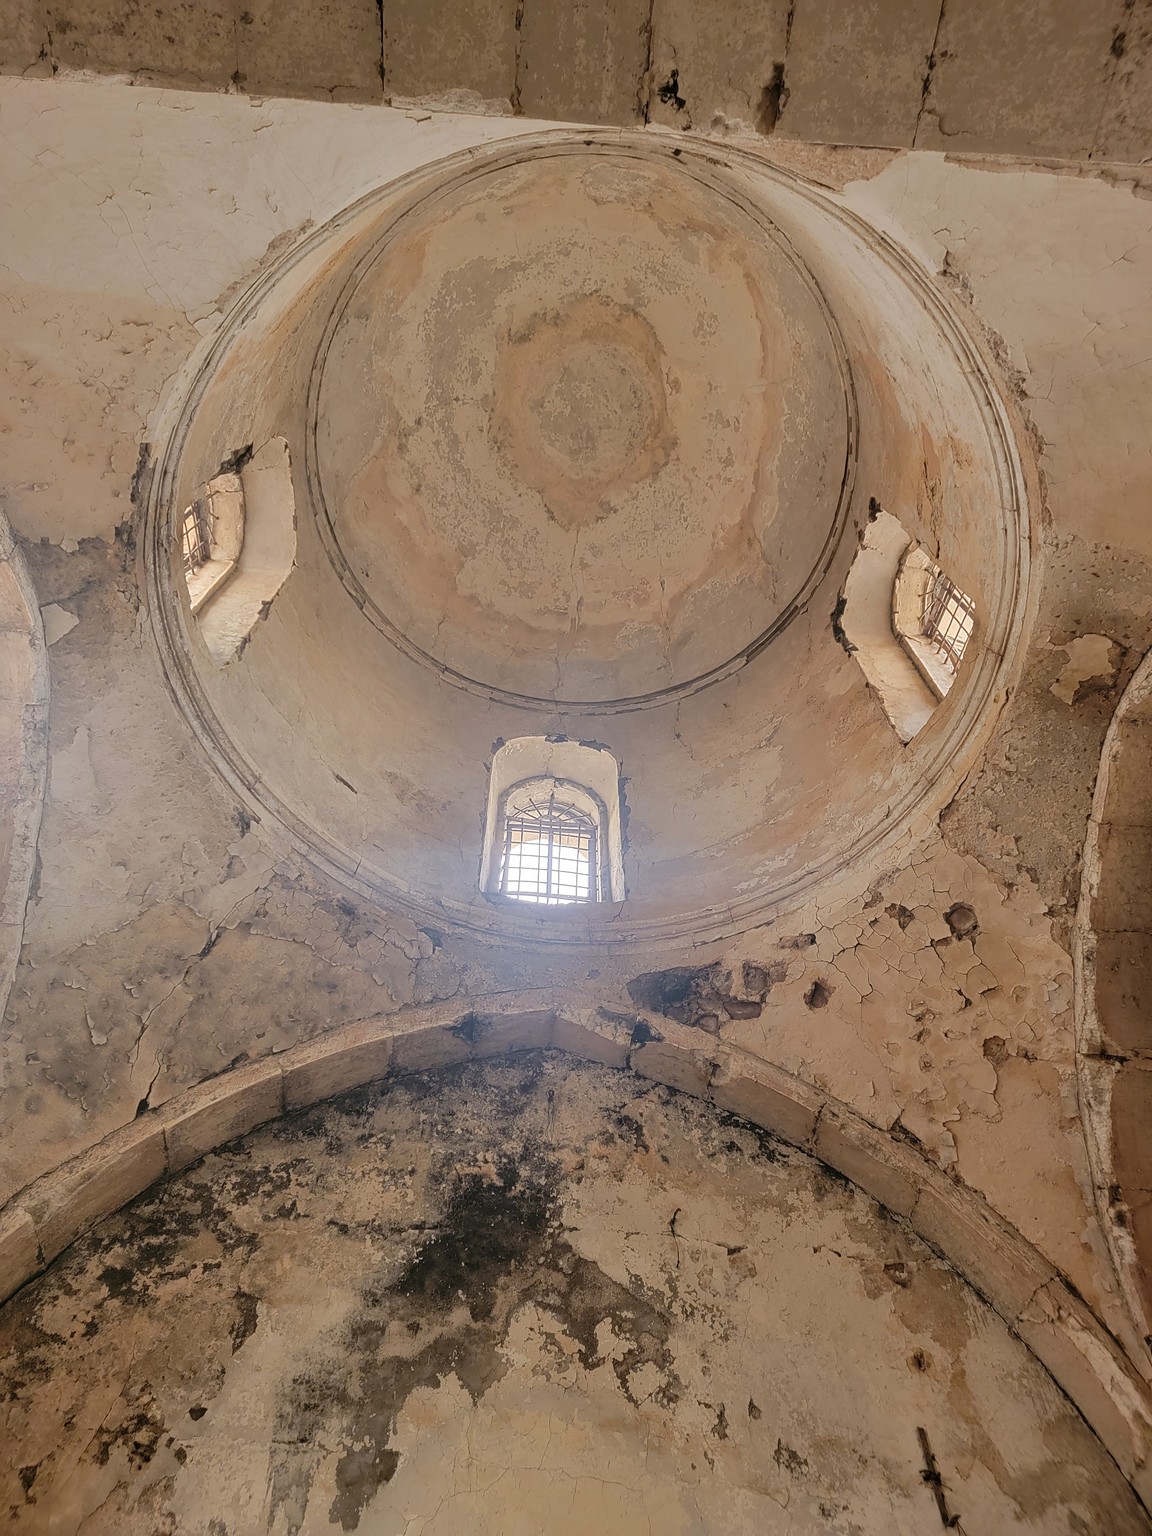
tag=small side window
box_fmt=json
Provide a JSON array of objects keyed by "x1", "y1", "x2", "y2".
[
  {"x1": 839, "y1": 508, "x2": 978, "y2": 742},
  {"x1": 182, "y1": 472, "x2": 245, "y2": 615},
  {"x1": 178, "y1": 437, "x2": 296, "y2": 664},
  {"x1": 893, "y1": 548, "x2": 976, "y2": 699}
]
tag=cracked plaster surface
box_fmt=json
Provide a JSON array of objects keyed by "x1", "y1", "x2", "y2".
[
  {"x1": 1, "y1": 77, "x2": 1152, "y2": 1386},
  {"x1": 1, "y1": 1056, "x2": 1146, "y2": 1535}
]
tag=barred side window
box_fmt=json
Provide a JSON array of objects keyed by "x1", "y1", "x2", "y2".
[{"x1": 920, "y1": 564, "x2": 976, "y2": 672}]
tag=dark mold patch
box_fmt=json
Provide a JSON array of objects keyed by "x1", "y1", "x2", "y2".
[
  {"x1": 627, "y1": 963, "x2": 769, "y2": 1033},
  {"x1": 269, "y1": 1140, "x2": 680, "y2": 1533}
]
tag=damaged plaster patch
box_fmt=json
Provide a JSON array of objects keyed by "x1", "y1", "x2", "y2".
[
  {"x1": 0, "y1": 1056, "x2": 1146, "y2": 1536},
  {"x1": 1050, "y1": 634, "x2": 1124, "y2": 706},
  {"x1": 39, "y1": 604, "x2": 79, "y2": 646}
]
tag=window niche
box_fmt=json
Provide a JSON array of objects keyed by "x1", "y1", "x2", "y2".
[
  {"x1": 178, "y1": 437, "x2": 296, "y2": 665},
  {"x1": 839, "y1": 508, "x2": 977, "y2": 743},
  {"x1": 480, "y1": 737, "x2": 626, "y2": 907}
]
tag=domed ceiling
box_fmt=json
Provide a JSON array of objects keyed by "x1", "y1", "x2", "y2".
[
  {"x1": 312, "y1": 154, "x2": 849, "y2": 703},
  {"x1": 148, "y1": 134, "x2": 1029, "y2": 947}
]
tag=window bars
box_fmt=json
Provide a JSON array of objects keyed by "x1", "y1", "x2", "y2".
[
  {"x1": 921, "y1": 565, "x2": 976, "y2": 671},
  {"x1": 181, "y1": 500, "x2": 213, "y2": 576},
  {"x1": 498, "y1": 793, "x2": 598, "y2": 905}
]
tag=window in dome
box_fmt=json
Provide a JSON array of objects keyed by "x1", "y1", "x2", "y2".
[
  {"x1": 921, "y1": 564, "x2": 976, "y2": 672},
  {"x1": 179, "y1": 437, "x2": 296, "y2": 665},
  {"x1": 893, "y1": 545, "x2": 977, "y2": 701},
  {"x1": 181, "y1": 470, "x2": 245, "y2": 615},
  {"x1": 181, "y1": 498, "x2": 213, "y2": 577},
  {"x1": 480, "y1": 737, "x2": 626, "y2": 906},
  {"x1": 839, "y1": 509, "x2": 979, "y2": 741},
  {"x1": 498, "y1": 788, "x2": 598, "y2": 905}
]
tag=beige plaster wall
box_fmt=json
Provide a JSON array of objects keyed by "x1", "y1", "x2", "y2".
[{"x1": 1, "y1": 76, "x2": 1152, "y2": 1511}]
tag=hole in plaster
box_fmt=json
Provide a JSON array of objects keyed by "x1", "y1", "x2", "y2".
[
  {"x1": 804, "y1": 980, "x2": 832, "y2": 1009},
  {"x1": 945, "y1": 903, "x2": 979, "y2": 940}
]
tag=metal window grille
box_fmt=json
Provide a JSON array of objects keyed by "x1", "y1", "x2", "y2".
[
  {"x1": 498, "y1": 794, "x2": 598, "y2": 905},
  {"x1": 921, "y1": 566, "x2": 975, "y2": 671},
  {"x1": 181, "y1": 500, "x2": 213, "y2": 576}
]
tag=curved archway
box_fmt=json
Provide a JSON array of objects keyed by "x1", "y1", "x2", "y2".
[
  {"x1": 1077, "y1": 647, "x2": 1152, "y2": 1359},
  {"x1": 3, "y1": 993, "x2": 1151, "y2": 1510}
]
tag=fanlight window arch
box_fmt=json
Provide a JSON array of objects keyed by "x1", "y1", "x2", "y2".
[
  {"x1": 480, "y1": 737, "x2": 626, "y2": 907},
  {"x1": 496, "y1": 779, "x2": 603, "y2": 905}
]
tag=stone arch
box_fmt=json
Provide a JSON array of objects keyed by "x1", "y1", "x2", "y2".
[
  {"x1": 1077, "y1": 646, "x2": 1152, "y2": 1360},
  {"x1": 0, "y1": 510, "x2": 48, "y2": 1033},
  {"x1": 2, "y1": 991, "x2": 1151, "y2": 1509}
]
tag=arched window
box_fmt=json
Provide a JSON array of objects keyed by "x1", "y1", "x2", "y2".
[
  {"x1": 893, "y1": 546, "x2": 976, "y2": 699},
  {"x1": 178, "y1": 437, "x2": 296, "y2": 664},
  {"x1": 480, "y1": 737, "x2": 626, "y2": 906},
  {"x1": 839, "y1": 508, "x2": 978, "y2": 741},
  {"x1": 496, "y1": 779, "x2": 601, "y2": 905}
]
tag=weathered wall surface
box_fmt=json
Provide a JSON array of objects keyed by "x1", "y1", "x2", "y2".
[
  {"x1": 2, "y1": 74, "x2": 1152, "y2": 1499},
  {"x1": 2, "y1": 0, "x2": 1149, "y2": 162},
  {"x1": 2, "y1": 1055, "x2": 1147, "y2": 1534}
]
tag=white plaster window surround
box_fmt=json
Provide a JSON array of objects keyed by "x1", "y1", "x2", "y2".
[
  {"x1": 182, "y1": 437, "x2": 297, "y2": 665},
  {"x1": 480, "y1": 737, "x2": 626, "y2": 905}
]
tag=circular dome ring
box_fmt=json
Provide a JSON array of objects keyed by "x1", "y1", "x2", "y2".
[
  {"x1": 143, "y1": 131, "x2": 1033, "y2": 952},
  {"x1": 303, "y1": 141, "x2": 858, "y2": 715}
]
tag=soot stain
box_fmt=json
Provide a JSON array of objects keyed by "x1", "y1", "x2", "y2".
[{"x1": 270, "y1": 1146, "x2": 680, "y2": 1534}]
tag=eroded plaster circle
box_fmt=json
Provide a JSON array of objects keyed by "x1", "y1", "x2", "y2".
[{"x1": 311, "y1": 152, "x2": 852, "y2": 704}]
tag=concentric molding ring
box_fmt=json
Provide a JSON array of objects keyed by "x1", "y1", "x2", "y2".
[
  {"x1": 302, "y1": 139, "x2": 858, "y2": 715},
  {"x1": 143, "y1": 129, "x2": 1035, "y2": 952}
]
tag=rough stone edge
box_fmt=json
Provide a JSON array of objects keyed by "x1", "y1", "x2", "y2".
[
  {"x1": 0, "y1": 508, "x2": 49, "y2": 1031},
  {"x1": 1074, "y1": 645, "x2": 1152, "y2": 1363},
  {"x1": 1, "y1": 991, "x2": 1150, "y2": 1506}
]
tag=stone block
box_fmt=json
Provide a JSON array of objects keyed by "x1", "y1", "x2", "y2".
[
  {"x1": 26, "y1": 1123, "x2": 167, "y2": 1264},
  {"x1": 1094, "y1": 3, "x2": 1152, "y2": 163},
  {"x1": 239, "y1": 0, "x2": 382, "y2": 103},
  {"x1": 647, "y1": 0, "x2": 791, "y2": 133},
  {"x1": 912, "y1": 1172, "x2": 1055, "y2": 1322},
  {"x1": 390, "y1": 1018, "x2": 473, "y2": 1074},
  {"x1": 917, "y1": 0, "x2": 1123, "y2": 158},
  {"x1": 1017, "y1": 1280, "x2": 1152, "y2": 1493},
  {"x1": 779, "y1": 0, "x2": 941, "y2": 148},
  {"x1": 0, "y1": 0, "x2": 51, "y2": 76},
  {"x1": 385, "y1": 0, "x2": 518, "y2": 104},
  {"x1": 1109, "y1": 1061, "x2": 1152, "y2": 1198},
  {"x1": 813, "y1": 1103, "x2": 919, "y2": 1215},
  {"x1": 517, "y1": 0, "x2": 649, "y2": 126},
  {"x1": 0, "y1": 1206, "x2": 40, "y2": 1302},
  {"x1": 1101, "y1": 719, "x2": 1152, "y2": 828},
  {"x1": 457, "y1": 1007, "x2": 554, "y2": 1058},
  {"x1": 163, "y1": 1059, "x2": 284, "y2": 1173},
  {"x1": 710, "y1": 1056, "x2": 822, "y2": 1149},
  {"x1": 282, "y1": 1024, "x2": 395, "y2": 1111},
  {"x1": 630, "y1": 1035, "x2": 716, "y2": 1097},
  {"x1": 1095, "y1": 825, "x2": 1152, "y2": 934},
  {"x1": 45, "y1": 0, "x2": 238, "y2": 87},
  {"x1": 552, "y1": 1008, "x2": 633, "y2": 1069}
]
